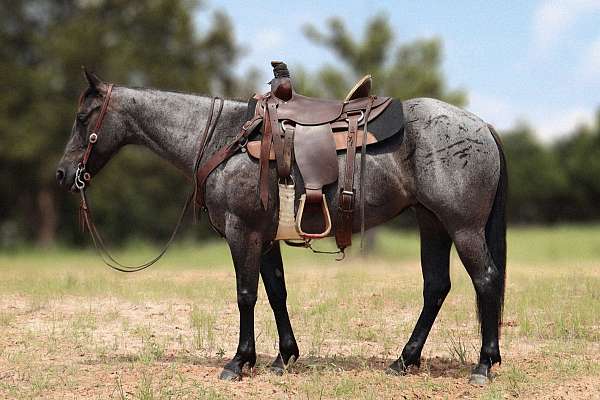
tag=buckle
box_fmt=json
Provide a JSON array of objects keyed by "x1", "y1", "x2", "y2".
[{"x1": 339, "y1": 190, "x2": 354, "y2": 212}]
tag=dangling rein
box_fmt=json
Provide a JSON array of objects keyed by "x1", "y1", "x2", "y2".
[{"x1": 76, "y1": 85, "x2": 225, "y2": 272}]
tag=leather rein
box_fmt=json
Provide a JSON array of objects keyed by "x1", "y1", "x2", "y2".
[{"x1": 76, "y1": 84, "x2": 224, "y2": 272}]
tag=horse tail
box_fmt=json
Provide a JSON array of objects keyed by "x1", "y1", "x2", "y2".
[{"x1": 485, "y1": 124, "x2": 507, "y2": 326}]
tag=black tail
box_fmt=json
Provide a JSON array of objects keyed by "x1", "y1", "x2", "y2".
[{"x1": 485, "y1": 124, "x2": 507, "y2": 326}]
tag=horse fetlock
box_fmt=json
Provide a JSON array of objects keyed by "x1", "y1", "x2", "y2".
[
  {"x1": 237, "y1": 349, "x2": 257, "y2": 368},
  {"x1": 400, "y1": 344, "x2": 422, "y2": 366},
  {"x1": 279, "y1": 337, "x2": 299, "y2": 361},
  {"x1": 479, "y1": 345, "x2": 501, "y2": 367},
  {"x1": 231, "y1": 348, "x2": 257, "y2": 367}
]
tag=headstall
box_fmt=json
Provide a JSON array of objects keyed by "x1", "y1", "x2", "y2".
[{"x1": 75, "y1": 84, "x2": 228, "y2": 272}]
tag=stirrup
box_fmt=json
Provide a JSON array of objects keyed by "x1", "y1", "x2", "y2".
[{"x1": 296, "y1": 194, "x2": 332, "y2": 239}]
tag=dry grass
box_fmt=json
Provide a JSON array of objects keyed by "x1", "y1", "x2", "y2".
[{"x1": 0, "y1": 226, "x2": 599, "y2": 399}]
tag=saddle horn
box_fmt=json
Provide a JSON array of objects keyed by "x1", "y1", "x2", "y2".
[{"x1": 270, "y1": 61, "x2": 293, "y2": 101}]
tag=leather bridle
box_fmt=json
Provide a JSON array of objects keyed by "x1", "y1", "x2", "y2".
[
  {"x1": 75, "y1": 84, "x2": 224, "y2": 272},
  {"x1": 75, "y1": 84, "x2": 114, "y2": 190}
]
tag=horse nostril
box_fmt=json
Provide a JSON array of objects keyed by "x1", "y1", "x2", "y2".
[{"x1": 56, "y1": 168, "x2": 65, "y2": 185}]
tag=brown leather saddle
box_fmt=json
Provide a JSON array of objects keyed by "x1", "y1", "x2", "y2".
[{"x1": 246, "y1": 61, "x2": 393, "y2": 251}]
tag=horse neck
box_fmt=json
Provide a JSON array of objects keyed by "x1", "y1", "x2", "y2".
[{"x1": 119, "y1": 87, "x2": 248, "y2": 178}]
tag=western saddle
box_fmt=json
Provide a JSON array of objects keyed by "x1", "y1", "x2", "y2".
[
  {"x1": 196, "y1": 61, "x2": 393, "y2": 253},
  {"x1": 253, "y1": 61, "x2": 392, "y2": 251}
]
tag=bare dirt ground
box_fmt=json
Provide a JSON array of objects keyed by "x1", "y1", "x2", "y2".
[{"x1": 0, "y1": 253, "x2": 598, "y2": 399}]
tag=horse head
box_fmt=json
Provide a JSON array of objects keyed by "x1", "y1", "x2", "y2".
[{"x1": 56, "y1": 68, "x2": 128, "y2": 192}]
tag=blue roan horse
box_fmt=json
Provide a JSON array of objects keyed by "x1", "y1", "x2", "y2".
[{"x1": 56, "y1": 70, "x2": 506, "y2": 384}]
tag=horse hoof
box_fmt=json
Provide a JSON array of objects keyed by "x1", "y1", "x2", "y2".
[
  {"x1": 469, "y1": 373, "x2": 489, "y2": 386},
  {"x1": 219, "y1": 368, "x2": 242, "y2": 381},
  {"x1": 386, "y1": 359, "x2": 410, "y2": 376},
  {"x1": 270, "y1": 365, "x2": 285, "y2": 376},
  {"x1": 270, "y1": 354, "x2": 296, "y2": 376},
  {"x1": 385, "y1": 365, "x2": 407, "y2": 376}
]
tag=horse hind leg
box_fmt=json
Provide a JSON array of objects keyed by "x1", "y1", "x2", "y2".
[
  {"x1": 451, "y1": 228, "x2": 503, "y2": 384},
  {"x1": 388, "y1": 206, "x2": 452, "y2": 374}
]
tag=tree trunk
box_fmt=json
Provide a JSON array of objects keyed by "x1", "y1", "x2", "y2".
[{"x1": 37, "y1": 187, "x2": 57, "y2": 247}]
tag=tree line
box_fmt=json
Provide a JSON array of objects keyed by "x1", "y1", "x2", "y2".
[{"x1": 1, "y1": 2, "x2": 598, "y2": 248}]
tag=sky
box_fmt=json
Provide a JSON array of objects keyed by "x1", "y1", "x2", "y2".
[{"x1": 198, "y1": 0, "x2": 600, "y2": 141}]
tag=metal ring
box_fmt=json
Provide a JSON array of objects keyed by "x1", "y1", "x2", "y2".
[
  {"x1": 89, "y1": 133, "x2": 98, "y2": 143},
  {"x1": 281, "y1": 120, "x2": 293, "y2": 131},
  {"x1": 345, "y1": 110, "x2": 364, "y2": 123},
  {"x1": 75, "y1": 165, "x2": 86, "y2": 190},
  {"x1": 83, "y1": 172, "x2": 91, "y2": 181}
]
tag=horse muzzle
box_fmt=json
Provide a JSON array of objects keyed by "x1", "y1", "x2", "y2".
[{"x1": 55, "y1": 162, "x2": 78, "y2": 192}]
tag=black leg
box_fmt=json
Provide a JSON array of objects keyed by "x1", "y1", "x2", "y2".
[
  {"x1": 452, "y1": 228, "x2": 502, "y2": 384},
  {"x1": 219, "y1": 216, "x2": 262, "y2": 381},
  {"x1": 390, "y1": 207, "x2": 452, "y2": 373},
  {"x1": 260, "y1": 242, "x2": 300, "y2": 374},
  {"x1": 389, "y1": 206, "x2": 452, "y2": 374}
]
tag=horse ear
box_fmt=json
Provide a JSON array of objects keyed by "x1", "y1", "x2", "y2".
[{"x1": 82, "y1": 66, "x2": 108, "y2": 93}]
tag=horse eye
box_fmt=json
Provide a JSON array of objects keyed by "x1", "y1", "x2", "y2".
[{"x1": 77, "y1": 113, "x2": 89, "y2": 126}]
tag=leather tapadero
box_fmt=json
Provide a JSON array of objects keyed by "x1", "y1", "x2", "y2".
[{"x1": 294, "y1": 124, "x2": 338, "y2": 191}]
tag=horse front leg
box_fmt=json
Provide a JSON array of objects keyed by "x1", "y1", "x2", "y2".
[
  {"x1": 260, "y1": 242, "x2": 299, "y2": 374},
  {"x1": 219, "y1": 216, "x2": 263, "y2": 381}
]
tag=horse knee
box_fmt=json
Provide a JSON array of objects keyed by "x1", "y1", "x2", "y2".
[{"x1": 237, "y1": 290, "x2": 257, "y2": 309}]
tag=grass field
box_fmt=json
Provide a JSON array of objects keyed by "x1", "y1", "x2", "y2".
[{"x1": 0, "y1": 225, "x2": 598, "y2": 399}]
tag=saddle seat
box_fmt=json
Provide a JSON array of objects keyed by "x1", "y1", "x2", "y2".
[{"x1": 267, "y1": 75, "x2": 388, "y2": 126}]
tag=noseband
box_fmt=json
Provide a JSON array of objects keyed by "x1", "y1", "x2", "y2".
[{"x1": 76, "y1": 84, "x2": 224, "y2": 272}]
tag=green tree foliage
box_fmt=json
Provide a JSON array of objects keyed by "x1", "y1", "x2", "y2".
[
  {"x1": 501, "y1": 113, "x2": 600, "y2": 224},
  {"x1": 0, "y1": 0, "x2": 242, "y2": 247},
  {"x1": 299, "y1": 14, "x2": 466, "y2": 105},
  {"x1": 554, "y1": 111, "x2": 600, "y2": 220},
  {"x1": 501, "y1": 125, "x2": 569, "y2": 222}
]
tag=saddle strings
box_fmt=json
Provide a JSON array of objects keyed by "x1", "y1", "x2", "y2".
[
  {"x1": 359, "y1": 96, "x2": 374, "y2": 253},
  {"x1": 79, "y1": 97, "x2": 223, "y2": 273}
]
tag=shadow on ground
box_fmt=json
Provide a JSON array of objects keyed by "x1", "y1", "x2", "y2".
[{"x1": 83, "y1": 352, "x2": 473, "y2": 378}]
